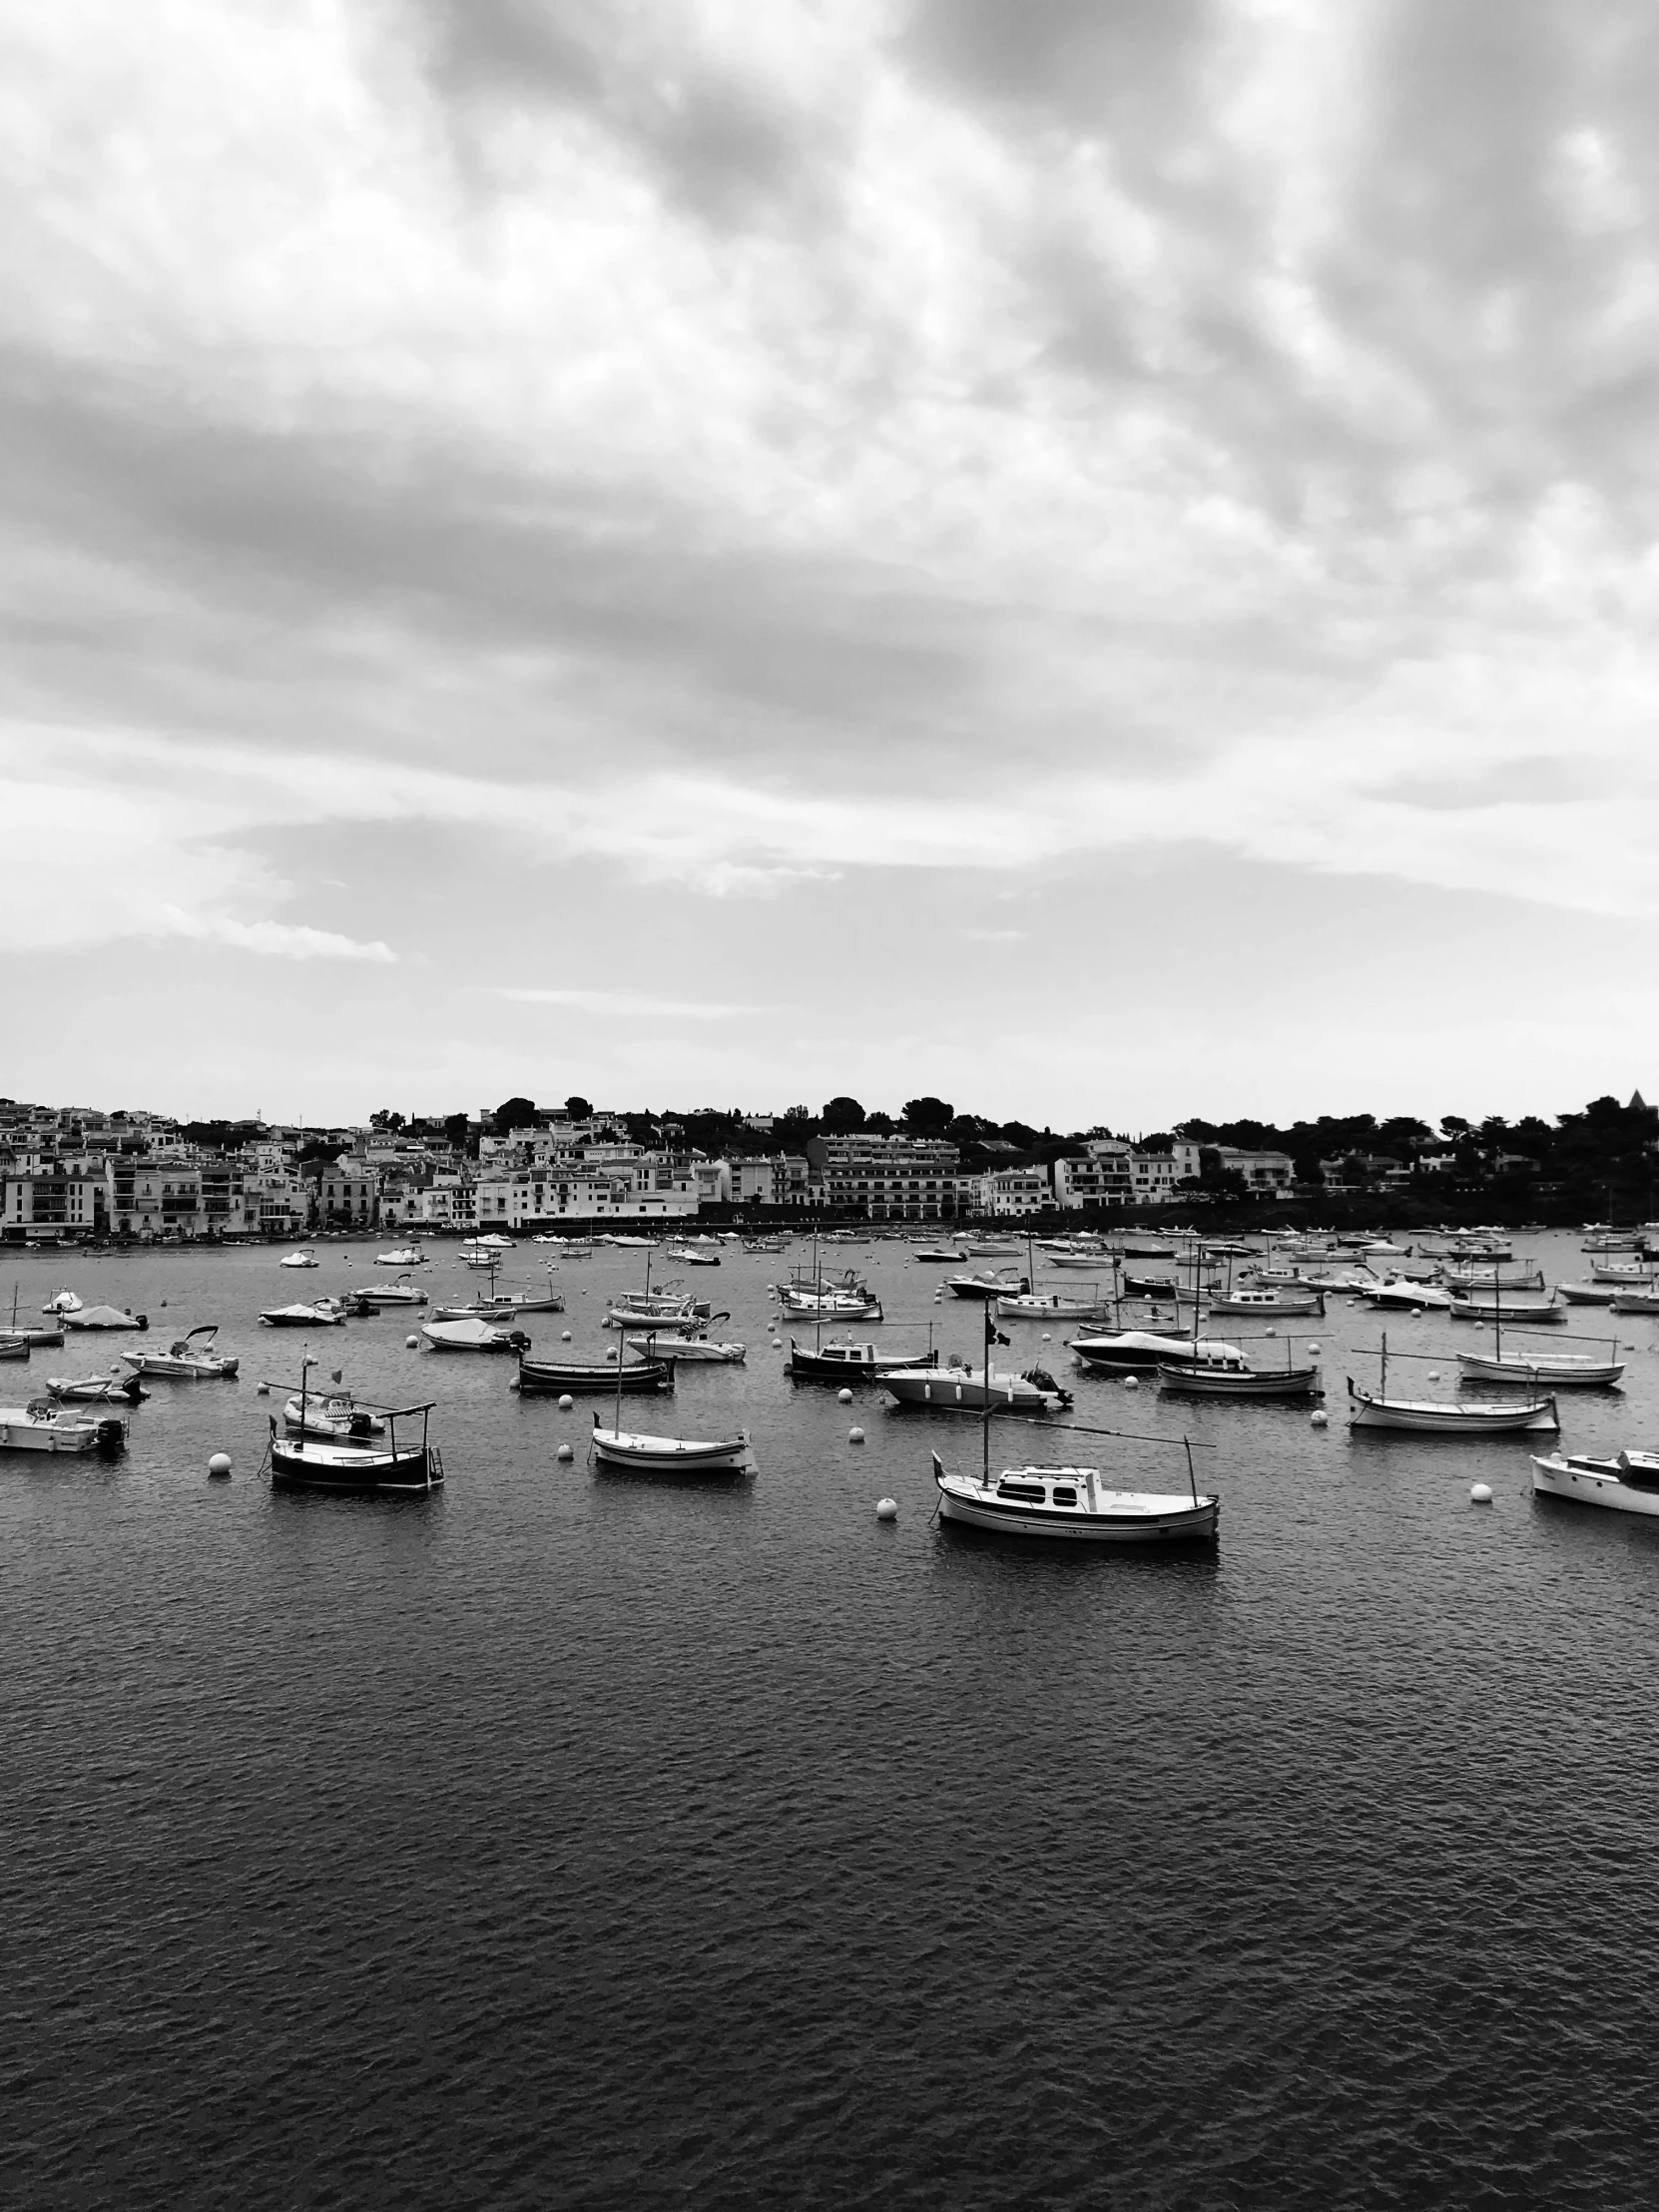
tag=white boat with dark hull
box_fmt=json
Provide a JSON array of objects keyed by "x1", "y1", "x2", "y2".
[
  {"x1": 882, "y1": 1362, "x2": 1071, "y2": 1413},
  {"x1": 278, "y1": 1250, "x2": 319, "y2": 1269},
  {"x1": 1557, "y1": 1281, "x2": 1617, "y2": 1305},
  {"x1": 1610, "y1": 1287, "x2": 1659, "y2": 1315},
  {"x1": 1358, "y1": 1277, "x2": 1455, "y2": 1314},
  {"x1": 1457, "y1": 1349, "x2": 1625, "y2": 1387},
  {"x1": 261, "y1": 1298, "x2": 348, "y2": 1329},
  {"x1": 0, "y1": 1398, "x2": 129, "y2": 1453},
  {"x1": 267, "y1": 1405, "x2": 442, "y2": 1492},
  {"x1": 931, "y1": 1452, "x2": 1218, "y2": 1542},
  {"x1": 1448, "y1": 1290, "x2": 1564, "y2": 1325},
  {"x1": 779, "y1": 1286, "x2": 884, "y2": 1322},
  {"x1": 911, "y1": 1248, "x2": 967, "y2": 1264},
  {"x1": 1531, "y1": 1450, "x2": 1659, "y2": 1515},
  {"x1": 590, "y1": 1415, "x2": 749, "y2": 1474},
  {"x1": 1158, "y1": 1357, "x2": 1322, "y2": 1398},
  {"x1": 946, "y1": 1271, "x2": 1022, "y2": 1301},
  {"x1": 124, "y1": 1325, "x2": 240, "y2": 1380},
  {"x1": 375, "y1": 1245, "x2": 429, "y2": 1268},
  {"x1": 623, "y1": 1332, "x2": 747, "y2": 1364}
]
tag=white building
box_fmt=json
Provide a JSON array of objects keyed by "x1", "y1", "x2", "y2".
[{"x1": 974, "y1": 1167, "x2": 1050, "y2": 1217}]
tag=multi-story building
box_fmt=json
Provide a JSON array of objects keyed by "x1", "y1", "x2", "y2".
[
  {"x1": 3, "y1": 1161, "x2": 111, "y2": 1238},
  {"x1": 974, "y1": 1166, "x2": 1050, "y2": 1216},
  {"x1": 1053, "y1": 1140, "x2": 1134, "y2": 1211},
  {"x1": 314, "y1": 1161, "x2": 379, "y2": 1230},
  {"x1": 1171, "y1": 1142, "x2": 1295, "y2": 1193},
  {"x1": 805, "y1": 1135, "x2": 961, "y2": 1220}
]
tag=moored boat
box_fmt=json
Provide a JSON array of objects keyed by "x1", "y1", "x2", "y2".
[
  {"x1": 1069, "y1": 1329, "x2": 1245, "y2": 1373},
  {"x1": 283, "y1": 1386, "x2": 386, "y2": 1439},
  {"x1": 45, "y1": 1370, "x2": 147, "y2": 1404},
  {"x1": 420, "y1": 1318, "x2": 528, "y2": 1354},
  {"x1": 516, "y1": 1352, "x2": 674, "y2": 1394},
  {"x1": 0, "y1": 1398, "x2": 129, "y2": 1452},
  {"x1": 62, "y1": 1303, "x2": 149, "y2": 1332},
  {"x1": 261, "y1": 1298, "x2": 349, "y2": 1328},
  {"x1": 931, "y1": 1451, "x2": 1218, "y2": 1542},
  {"x1": 347, "y1": 1274, "x2": 428, "y2": 1309},
  {"x1": 278, "y1": 1250, "x2": 319, "y2": 1269},
  {"x1": 623, "y1": 1332, "x2": 747, "y2": 1364},
  {"x1": 1158, "y1": 1358, "x2": 1322, "y2": 1397},
  {"x1": 124, "y1": 1325, "x2": 240, "y2": 1380},
  {"x1": 268, "y1": 1405, "x2": 441, "y2": 1491},
  {"x1": 1531, "y1": 1449, "x2": 1659, "y2": 1514},
  {"x1": 1457, "y1": 1350, "x2": 1625, "y2": 1387},
  {"x1": 1207, "y1": 1286, "x2": 1325, "y2": 1318},
  {"x1": 787, "y1": 1338, "x2": 938, "y2": 1382},
  {"x1": 1347, "y1": 1379, "x2": 1558, "y2": 1433},
  {"x1": 882, "y1": 1362, "x2": 1071, "y2": 1412},
  {"x1": 590, "y1": 1415, "x2": 748, "y2": 1473}
]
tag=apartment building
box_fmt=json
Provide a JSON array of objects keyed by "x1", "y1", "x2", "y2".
[{"x1": 805, "y1": 1135, "x2": 961, "y2": 1220}]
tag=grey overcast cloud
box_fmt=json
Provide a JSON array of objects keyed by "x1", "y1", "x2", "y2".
[{"x1": 6, "y1": 0, "x2": 1658, "y2": 1123}]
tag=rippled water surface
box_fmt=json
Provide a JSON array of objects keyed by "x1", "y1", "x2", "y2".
[{"x1": 7, "y1": 1232, "x2": 1659, "y2": 2208}]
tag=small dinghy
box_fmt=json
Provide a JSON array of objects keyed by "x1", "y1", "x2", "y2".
[
  {"x1": 1532, "y1": 1449, "x2": 1659, "y2": 1515},
  {"x1": 46, "y1": 1370, "x2": 148, "y2": 1404},
  {"x1": 420, "y1": 1317, "x2": 528, "y2": 1354},
  {"x1": 278, "y1": 1250, "x2": 320, "y2": 1269},
  {"x1": 124, "y1": 1325, "x2": 240, "y2": 1380},
  {"x1": 590, "y1": 1413, "x2": 749, "y2": 1474},
  {"x1": 932, "y1": 1450, "x2": 1218, "y2": 1543},
  {"x1": 261, "y1": 1298, "x2": 348, "y2": 1329},
  {"x1": 42, "y1": 1289, "x2": 84, "y2": 1317},
  {"x1": 0, "y1": 1398, "x2": 129, "y2": 1453},
  {"x1": 375, "y1": 1245, "x2": 429, "y2": 1267}
]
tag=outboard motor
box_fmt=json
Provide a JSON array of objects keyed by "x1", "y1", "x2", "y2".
[
  {"x1": 95, "y1": 1417, "x2": 127, "y2": 1455},
  {"x1": 349, "y1": 1411, "x2": 374, "y2": 1439},
  {"x1": 1023, "y1": 1367, "x2": 1073, "y2": 1407}
]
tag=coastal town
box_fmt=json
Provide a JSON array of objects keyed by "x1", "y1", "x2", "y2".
[{"x1": 3, "y1": 1090, "x2": 1654, "y2": 1243}]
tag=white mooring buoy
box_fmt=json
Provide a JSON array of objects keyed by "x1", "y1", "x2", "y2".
[
  {"x1": 1311, "y1": 1408, "x2": 1329, "y2": 1427},
  {"x1": 256, "y1": 1382, "x2": 269, "y2": 1396},
  {"x1": 405, "y1": 1334, "x2": 418, "y2": 1349},
  {"x1": 208, "y1": 1452, "x2": 231, "y2": 1478},
  {"x1": 558, "y1": 1393, "x2": 574, "y2": 1410},
  {"x1": 837, "y1": 1388, "x2": 853, "y2": 1405},
  {"x1": 561, "y1": 1330, "x2": 572, "y2": 1343},
  {"x1": 1427, "y1": 1370, "x2": 1441, "y2": 1382},
  {"x1": 1470, "y1": 1482, "x2": 1493, "y2": 1504},
  {"x1": 556, "y1": 1442, "x2": 574, "y2": 1462},
  {"x1": 876, "y1": 1497, "x2": 897, "y2": 1521},
  {"x1": 1123, "y1": 1375, "x2": 1139, "y2": 1390},
  {"x1": 1308, "y1": 1343, "x2": 1321, "y2": 1356},
  {"x1": 848, "y1": 1425, "x2": 865, "y2": 1443}
]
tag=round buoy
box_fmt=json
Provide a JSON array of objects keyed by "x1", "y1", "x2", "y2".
[
  {"x1": 561, "y1": 1330, "x2": 572, "y2": 1343},
  {"x1": 876, "y1": 1497, "x2": 897, "y2": 1521},
  {"x1": 837, "y1": 1387, "x2": 853, "y2": 1405},
  {"x1": 772, "y1": 1339, "x2": 783, "y2": 1351},
  {"x1": 1311, "y1": 1408, "x2": 1329, "y2": 1426},
  {"x1": 1308, "y1": 1342, "x2": 1321, "y2": 1356},
  {"x1": 1266, "y1": 1326, "x2": 1277, "y2": 1338},
  {"x1": 1427, "y1": 1370, "x2": 1440, "y2": 1382},
  {"x1": 208, "y1": 1451, "x2": 231, "y2": 1478},
  {"x1": 1123, "y1": 1375, "x2": 1139, "y2": 1390},
  {"x1": 848, "y1": 1425, "x2": 865, "y2": 1443},
  {"x1": 160, "y1": 1300, "x2": 167, "y2": 1310},
  {"x1": 256, "y1": 1382, "x2": 269, "y2": 1395},
  {"x1": 1042, "y1": 1332, "x2": 1052, "y2": 1342},
  {"x1": 558, "y1": 1393, "x2": 574, "y2": 1410},
  {"x1": 1470, "y1": 1482, "x2": 1493, "y2": 1504},
  {"x1": 556, "y1": 1442, "x2": 574, "y2": 1462},
  {"x1": 405, "y1": 1334, "x2": 418, "y2": 1349},
  {"x1": 1474, "y1": 1322, "x2": 1485, "y2": 1331}
]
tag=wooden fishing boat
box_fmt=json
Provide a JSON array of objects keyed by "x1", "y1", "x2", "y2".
[
  {"x1": 931, "y1": 1451, "x2": 1217, "y2": 1542},
  {"x1": 1456, "y1": 1350, "x2": 1625, "y2": 1387},
  {"x1": 268, "y1": 1410, "x2": 442, "y2": 1492},
  {"x1": 1207, "y1": 1286, "x2": 1325, "y2": 1318},
  {"x1": 787, "y1": 1339, "x2": 938, "y2": 1382},
  {"x1": 516, "y1": 1352, "x2": 674, "y2": 1394},
  {"x1": 1557, "y1": 1281, "x2": 1616, "y2": 1305},
  {"x1": 1448, "y1": 1290, "x2": 1564, "y2": 1324},
  {"x1": 1347, "y1": 1379, "x2": 1557, "y2": 1433},
  {"x1": 590, "y1": 1416, "x2": 748, "y2": 1473},
  {"x1": 1531, "y1": 1450, "x2": 1659, "y2": 1515},
  {"x1": 0, "y1": 1336, "x2": 30, "y2": 1363},
  {"x1": 1158, "y1": 1358, "x2": 1322, "y2": 1397},
  {"x1": 1610, "y1": 1287, "x2": 1659, "y2": 1315}
]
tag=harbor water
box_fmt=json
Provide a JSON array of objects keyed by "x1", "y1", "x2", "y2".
[{"x1": 6, "y1": 1232, "x2": 1659, "y2": 2208}]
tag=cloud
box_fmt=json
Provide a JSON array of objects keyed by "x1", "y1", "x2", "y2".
[
  {"x1": 491, "y1": 987, "x2": 763, "y2": 1018},
  {"x1": 159, "y1": 908, "x2": 394, "y2": 962}
]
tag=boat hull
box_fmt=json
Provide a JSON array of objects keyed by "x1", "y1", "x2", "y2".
[
  {"x1": 937, "y1": 1482, "x2": 1218, "y2": 1543},
  {"x1": 882, "y1": 1371, "x2": 1062, "y2": 1412},
  {"x1": 1348, "y1": 1382, "x2": 1558, "y2": 1433},
  {"x1": 1531, "y1": 1455, "x2": 1659, "y2": 1515},
  {"x1": 591, "y1": 1425, "x2": 747, "y2": 1473},
  {"x1": 1158, "y1": 1363, "x2": 1322, "y2": 1397},
  {"x1": 787, "y1": 1343, "x2": 937, "y2": 1381},
  {"x1": 0, "y1": 1411, "x2": 127, "y2": 1452},
  {"x1": 517, "y1": 1358, "x2": 674, "y2": 1394},
  {"x1": 1456, "y1": 1355, "x2": 1624, "y2": 1387},
  {"x1": 270, "y1": 1440, "x2": 442, "y2": 1491}
]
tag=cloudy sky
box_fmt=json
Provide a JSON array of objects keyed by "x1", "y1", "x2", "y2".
[{"x1": 6, "y1": 0, "x2": 1658, "y2": 1129}]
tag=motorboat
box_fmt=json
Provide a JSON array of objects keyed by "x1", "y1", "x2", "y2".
[
  {"x1": 62, "y1": 1304, "x2": 148, "y2": 1332},
  {"x1": 420, "y1": 1318, "x2": 528, "y2": 1354},
  {"x1": 0, "y1": 1398, "x2": 129, "y2": 1453},
  {"x1": 911, "y1": 1248, "x2": 966, "y2": 1263},
  {"x1": 45, "y1": 1371, "x2": 147, "y2": 1404},
  {"x1": 375, "y1": 1245, "x2": 429, "y2": 1267},
  {"x1": 623, "y1": 1332, "x2": 746, "y2": 1364},
  {"x1": 1068, "y1": 1330, "x2": 1245, "y2": 1373},
  {"x1": 1610, "y1": 1288, "x2": 1659, "y2": 1314},
  {"x1": 1347, "y1": 1378, "x2": 1557, "y2": 1433},
  {"x1": 778, "y1": 1286, "x2": 883, "y2": 1322},
  {"x1": 931, "y1": 1451, "x2": 1217, "y2": 1542},
  {"x1": 590, "y1": 1415, "x2": 749, "y2": 1474},
  {"x1": 42, "y1": 1289, "x2": 83, "y2": 1317},
  {"x1": 946, "y1": 1270, "x2": 1022, "y2": 1300},
  {"x1": 664, "y1": 1244, "x2": 721, "y2": 1267},
  {"x1": 786, "y1": 1339, "x2": 939, "y2": 1382},
  {"x1": 267, "y1": 1397, "x2": 442, "y2": 1491},
  {"x1": 516, "y1": 1352, "x2": 674, "y2": 1394},
  {"x1": 347, "y1": 1275, "x2": 428, "y2": 1308},
  {"x1": 606, "y1": 1296, "x2": 706, "y2": 1330},
  {"x1": 1358, "y1": 1277, "x2": 1455, "y2": 1313},
  {"x1": 1158, "y1": 1357, "x2": 1322, "y2": 1397},
  {"x1": 1444, "y1": 1266, "x2": 1546, "y2": 1292},
  {"x1": 1457, "y1": 1349, "x2": 1625, "y2": 1387},
  {"x1": 283, "y1": 1387, "x2": 386, "y2": 1439},
  {"x1": 1531, "y1": 1450, "x2": 1659, "y2": 1515},
  {"x1": 882, "y1": 1362, "x2": 1071, "y2": 1412},
  {"x1": 1589, "y1": 1260, "x2": 1654, "y2": 1284},
  {"x1": 1207, "y1": 1286, "x2": 1325, "y2": 1318},
  {"x1": 278, "y1": 1251, "x2": 319, "y2": 1269},
  {"x1": 124, "y1": 1325, "x2": 240, "y2": 1380},
  {"x1": 261, "y1": 1298, "x2": 348, "y2": 1328},
  {"x1": 1557, "y1": 1281, "x2": 1616, "y2": 1305}
]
